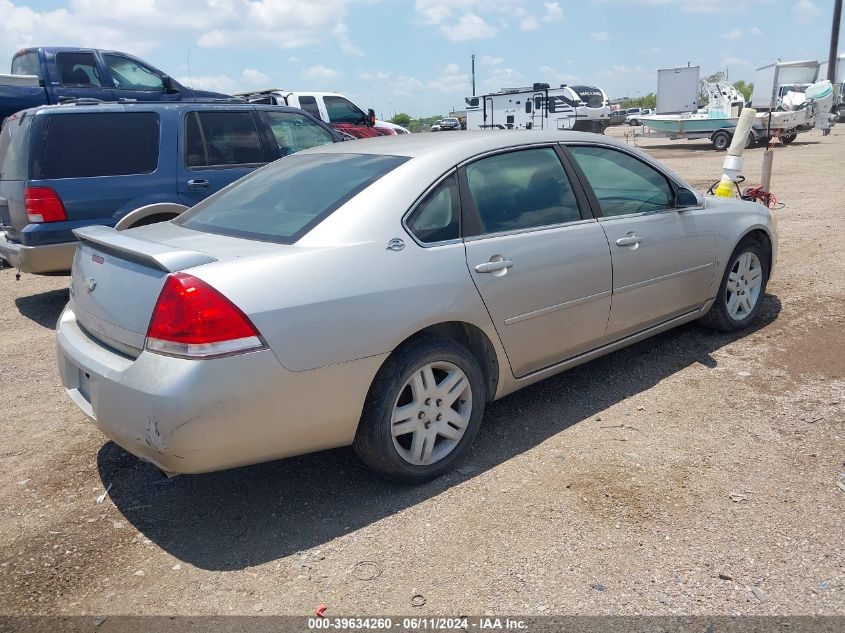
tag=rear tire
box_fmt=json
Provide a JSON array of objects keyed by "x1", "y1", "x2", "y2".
[
  {"x1": 353, "y1": 335, "x2": 486, "y2": 484},
  {"x1": 628, "y1": 118, "x2": 639, "y2": 126},
  {"x1": 780, "y1": 133, "x2": 797, "y2": 144},
  {"x1": 700, "y1": 238, "x2": 769, "y2": 332},
  {"x1": 712, "y1": 131, "x2": 731, "y2": 151}
]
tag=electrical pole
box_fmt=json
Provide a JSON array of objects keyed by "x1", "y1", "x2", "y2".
[
  {"x1": 471, "y1": 54, "x2": 476, "y2": 96},
  {"x1": 829, "y1": 0, "x2": 842, "y2": 83}
]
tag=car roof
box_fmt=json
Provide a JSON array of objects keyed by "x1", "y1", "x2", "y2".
[
  {"x1": 19, "y1": 101, "x2": 305, "y2": 117},
  {"x1": 300, "y1": 130, "x2": 693, "y2": 189},
  {"x1": 304, "y1": 130, "x2": 624, "y2": 159}
]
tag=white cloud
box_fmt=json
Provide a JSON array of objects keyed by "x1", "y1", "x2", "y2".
[
  {"x1": 302, "y1": 65, "x2": 343, "y2": 82},
  {"x1": 720, "y1": 28, "x2": 743, "y2": 40},
  {"x1": 750, "y1": 26, "x2": 763, "y2": 35},
  {"x1": 0, "y1": 0, "x2": 365, "y2": 65},
  {"x1": 359, "y1": 70, "x2": 392, "y2": 81},
  {"x1": 539, "y1": 65, "x2": 580, "y2": 86},
  {"x1": 482, "y1": 67, "x2": 525, "y2": 90},
  {"x1": 176, "y1": 74, "x2": 237, "y2": 93},
  {"x1": 589, "y1": 31, "x2": 609, "y2": 42},
  {"x1": 480, "y1": 54, "x2": 504, "y2": 66},
  {"x1": 542, "y1": 2, "x2": 564, "y2": 21},
  {"x1": 441, "y1": 13, "x2": 498, "y2": 41},
  {"x1": 241, "y1": 68, "x2": 269, "y2": 85},
  {"x1": 427, "y1": 63, "x2": 470, "y2": 92},
  {"x1": 520, "y1": 15, "x2": 540, "y2": 31},
  {"x1": 722, "y1": 55, "x2": 751, "y2": 67},
  {"x1": 288, "y1": 56, "x2": 300, "y2": 64},
  {"x1": 794, "y1": 0, "x2": 822, "y2": 23}
]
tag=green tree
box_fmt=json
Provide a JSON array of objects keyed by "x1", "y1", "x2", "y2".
[
  {"x1": 390, "y1": 113, "x2": 411, "y2": 127},
  {"x1": 620, "y1": 93, "x2": 657, "y2": 110},
  {"x1": 733, "y1": 80, "x2": 754, "y2": 101}
]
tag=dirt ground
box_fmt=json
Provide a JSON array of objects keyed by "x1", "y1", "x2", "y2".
[{"x1": 0, "y1": 125, "x2": 843, "y2": 618}]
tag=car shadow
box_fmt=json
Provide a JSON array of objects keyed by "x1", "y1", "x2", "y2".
[
  {"x1": 99, "y1": 294, "x2": 781, "y2": 571},
  {"x1": 14, "y1": 288, "x2": 69, "y2": 330}
]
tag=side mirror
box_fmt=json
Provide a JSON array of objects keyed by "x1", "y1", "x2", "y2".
[
  {"x1": 676, "y1": 187, "x2": 700, "y2": 208},
  {"x1": 162, "y1": 75, "x2": 179, "y2": 94},
  {"x1": 366, "y1": 108, "x2": 376, "y2": 127}
]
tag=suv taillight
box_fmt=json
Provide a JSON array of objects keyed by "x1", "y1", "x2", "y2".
[
  {"x1": 146, "y1": 273, "x2": 263, "y2": 358},
  {"x1": 25, "y1": 187, "x2": 67, "y2": 223}
]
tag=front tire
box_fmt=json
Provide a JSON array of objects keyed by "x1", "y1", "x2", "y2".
[
  {"x1": 353, "y1": 336, "x2": 486, "y2": 484},
  {"x1": 700, "y1": 239, "x2": 769, "y2": 332},
  {"x1": 712, "y1": 131, "x2": 731, "y2": 151}
]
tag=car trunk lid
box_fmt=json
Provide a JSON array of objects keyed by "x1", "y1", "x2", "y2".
[{"x1": 70, "y1": 224, "x2": 281, "y2": 356}]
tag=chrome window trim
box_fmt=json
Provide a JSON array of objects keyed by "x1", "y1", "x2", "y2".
[{"x1": 462, "y1": 217, "x2": 597, "y2": 243}]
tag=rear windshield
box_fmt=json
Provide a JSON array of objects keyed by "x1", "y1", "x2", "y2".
[
  {"x1": 0, "y1": 115, "x2": 33, "y2": 181},
  {"x1": 11, "y1": 52, "x2": 40, "y2": 77},
  {"x1": 41, "y1": 112, "x2": 160, "y2": 179},
  {"x1": 175, "y1": 153, "x2": 408, "y2": 243}
]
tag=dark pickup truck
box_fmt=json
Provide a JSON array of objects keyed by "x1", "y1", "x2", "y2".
[{"x1": 0, "y1": 47, "x2": 230, "y2": 124}]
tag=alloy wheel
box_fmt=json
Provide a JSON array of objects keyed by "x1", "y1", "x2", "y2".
[
  {"x1": 391, "y1": 361, "x2": 473, "y2": 466},
  {"x1": 726, "y1": 251, "x2": 763, "y2": 320}
]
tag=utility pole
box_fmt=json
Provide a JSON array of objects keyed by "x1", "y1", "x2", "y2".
[
  {"x1": 471, "y1": 54, "x2": 476, "y2": 96},
  {"x1": 829, "y1": 0, "x2": 842, "y2": 83}
]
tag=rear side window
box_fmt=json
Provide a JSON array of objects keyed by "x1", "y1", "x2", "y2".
[
  {"x1": 185, "y1": 111, "x2": 266, "y2": 168},
  {"x1": 261, "y1": 111, "x2": 335, "y2": 157},
  {"x1": 297, "y1": 96, "x2": 321, "y2": 118},
  {"x1": 42, "y1": 113, "x2": 159, "y2": 179},
  {"x1": 406, "y1": 172, "x2": 460, "y2": 243},
  {"x1": 567, "y1": 146, "x2": 673, "y2": 216},
  {"x1": 55, "y1": 52, "x2": 102, "y2": 87},
  {"x1": 176, "y1": 153, "x2": 408, "y2": 243},
  {"x1": 464, "y1": 148, "x2": 581, "y2": 235},
  {"x1": 324, "y1": 96, "x2": 366, "y2": 125},
  {"x1": 11, "y1": 52, "x2": 40, "y2": 77},
  {"x1": 0, "y1": 115, "x2": 33, "y2": 181}
]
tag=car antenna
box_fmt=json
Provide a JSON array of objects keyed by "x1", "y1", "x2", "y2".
[{"x1": 187, "y1": 47, "x2": 196, "y2": 102}]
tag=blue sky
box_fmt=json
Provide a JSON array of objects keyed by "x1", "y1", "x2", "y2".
[{"x1": 1, "y1": 0, "x2": 838, "y2": 118}]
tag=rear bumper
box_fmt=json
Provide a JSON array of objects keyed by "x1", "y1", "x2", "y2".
[
  {"x1": 0, "y1": 232, "x2": 76, "y2": 273},
  {"x1": 55, "y1": 305, "x2": 386, "y2": 474}
]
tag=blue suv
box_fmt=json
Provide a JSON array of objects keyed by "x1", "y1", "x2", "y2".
[{"x1": 0, "y1": 101, "x2": 343, "y2": 274}]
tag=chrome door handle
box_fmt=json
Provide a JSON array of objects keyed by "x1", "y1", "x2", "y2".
[
  {"x1": 616, "y1": 235, "x2": 643, "y2": 247},
  {"x1": 187, "y1": 179, "x2": 209, "y2": 191},
  {"x1": 475, "y1": 259, "x2": 514, "y2": 273}
]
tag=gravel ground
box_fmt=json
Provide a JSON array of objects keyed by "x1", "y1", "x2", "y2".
[{"x1": 0, "y1": 125, "x2": 843, "y2": 617}]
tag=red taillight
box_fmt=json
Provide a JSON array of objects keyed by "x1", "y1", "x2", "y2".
[
  {"x1": 145, "y1": 273, "x2": 263, "y2": 358},
  {"x1": 25, "y1": 187, "x2": 67, "y2": 223}
]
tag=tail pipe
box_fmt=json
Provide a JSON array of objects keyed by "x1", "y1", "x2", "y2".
[{"x1": 714, "y1": 107, "x2": 757, "y2": 198}]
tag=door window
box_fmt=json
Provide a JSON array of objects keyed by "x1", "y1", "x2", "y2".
[
  {"x1": 567, "y1": 146, "x2": 673, "y2": 216},
  {"x1": 55, "y1": 52, "x2": 102, "y2": 87},
  {"x1": 324, "y1": 96, "x2": 366, "y2": 125},
  {"x1": 42, "y1": 113, "x2": 159, "y2": 178},
  {"x1": 261, "y1": 111, "x2": 335, "y2": 157},
  {"x1": 184, "y1": 111, "x2": 266, "y2": 168},
  {"x1": 297, "y1": 96, "x2": 322, "y2": 118},
  {"x1": 406, "y1": 173, "x2": 460, "y2": 243},
  {"x1": 103, "y1": 54, "x2": 163, "y2": 91},
  {"x1": 464, "y1": 148, "x2": 581, "y2": 235}
]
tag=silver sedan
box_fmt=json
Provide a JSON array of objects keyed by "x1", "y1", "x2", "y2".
[{"x1": 56, "y1": 131, "x2": 776, "y2": 483}]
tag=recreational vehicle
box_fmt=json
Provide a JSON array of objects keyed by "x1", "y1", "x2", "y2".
[{"x1": 465, "y1": 83, "x2": 610, "y2": 133}]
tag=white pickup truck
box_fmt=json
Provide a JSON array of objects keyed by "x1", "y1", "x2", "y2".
[{"x1": 235, "y1": 89, "x2": 409, "y2": 137}]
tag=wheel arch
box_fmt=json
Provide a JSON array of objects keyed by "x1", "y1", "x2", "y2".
[
  {"x1": 735, "y1": 227, "x2": 773, "y2": 266},
  {"x1": 114, "y1": 202, "x2": 189, "y2": 231},
  {"x1": 386, "y1": 321, "x2": 502, "y2": 403}
]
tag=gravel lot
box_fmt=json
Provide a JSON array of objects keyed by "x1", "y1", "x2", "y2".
[{"x1": 1, "y1": 126, "x2": 843, "y2": 617}]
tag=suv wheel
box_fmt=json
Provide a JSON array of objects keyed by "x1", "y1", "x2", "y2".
[{"x1": 354, "y1": 336, "x2": 486, "y2": 483}]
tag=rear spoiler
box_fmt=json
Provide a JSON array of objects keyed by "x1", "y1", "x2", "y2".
[{"x1": 73, "y1": 226, "x2": 217, "y2": 272}]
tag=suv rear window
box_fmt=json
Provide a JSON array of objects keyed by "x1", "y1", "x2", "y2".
[
  {"x1": 185, "y1": 111, "x2": 266, "y2": 168},
  {"x1": 0, "y1": 115, "x2": 33, "y2": 181},
  {"x1": 41, "y1": 112, "x2": 159, "y2": 179},
  {"x1": 176, "y1": 153, "x2": 407, "y2": 243}
]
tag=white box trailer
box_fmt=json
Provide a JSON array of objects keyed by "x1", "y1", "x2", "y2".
[
  {"x1": 750, "y1": 60, "x2": 820, "y2": 110},
  {"x1": 656, "y1": 66, "x2": 700, "y2": 114}
]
